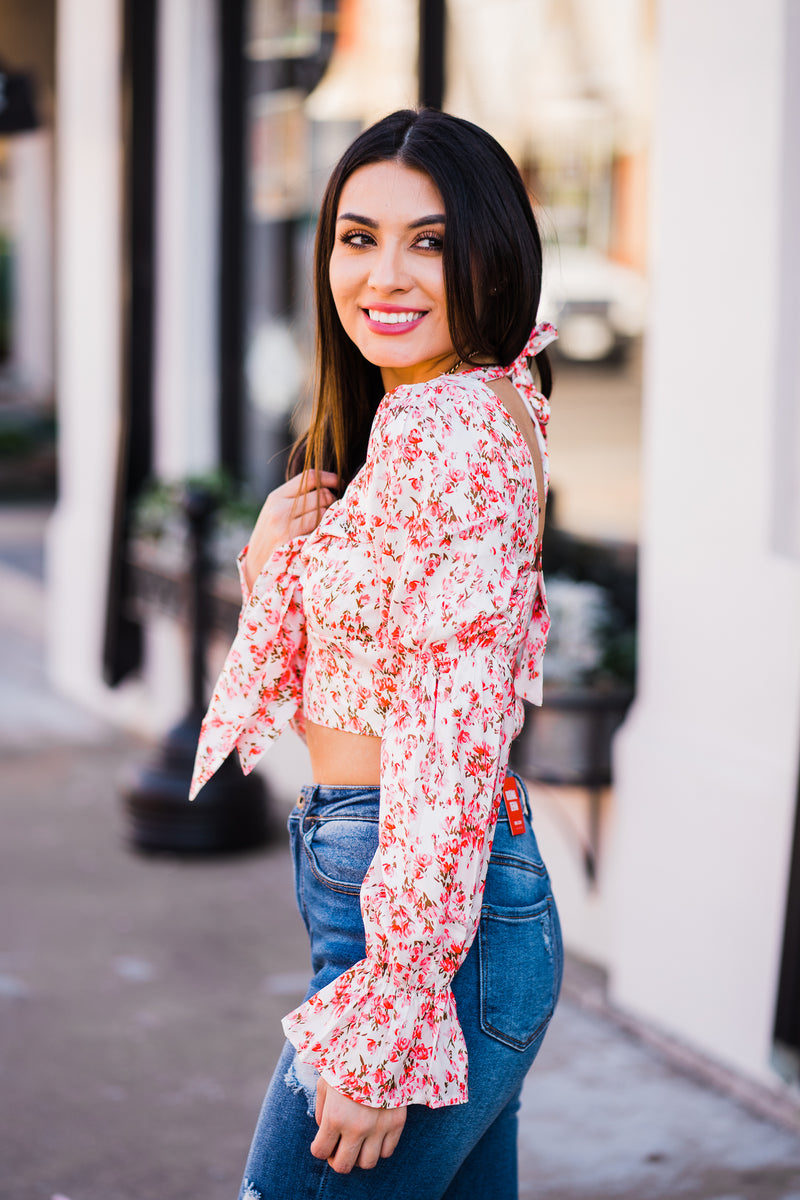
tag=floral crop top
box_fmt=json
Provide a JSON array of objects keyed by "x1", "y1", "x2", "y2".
[{"x1": 190, "y1": 323, "x2": 557, "y2": 1109}]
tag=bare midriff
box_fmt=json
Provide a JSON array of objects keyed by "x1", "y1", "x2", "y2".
[{"x1": 305, "y1": 719, "x2": 382, "y2": 786}]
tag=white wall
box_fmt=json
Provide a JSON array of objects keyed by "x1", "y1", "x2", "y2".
[
  {"x1": 610, "y1": 0, "x2": 800, "y2": 1084},
  {"x1": 48, "y1": 0, "x2": 221, "y2": 734},
  {"x1": 772, "y1": 0, "x2": 800, "y2": 562},
  {"x1": 47, "y1": 0, "x2": 143, "y2": 720},
  {"x1": 140, "y1": 0, "x2": 222, "y2": 729}
]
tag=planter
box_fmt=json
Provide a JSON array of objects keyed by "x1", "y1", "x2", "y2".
[
  {"x1": 510, "y1": 686, "x2": 634, "y2": 787},
  {"x1": 510, "y1": 685, "x2": 633, "y2": 884}
]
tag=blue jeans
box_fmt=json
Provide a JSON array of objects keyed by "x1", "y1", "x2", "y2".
[{"x1": 238, "y1": 774, "x2": 562, "y2": 1200}]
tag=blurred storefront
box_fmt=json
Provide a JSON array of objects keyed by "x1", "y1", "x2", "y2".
[
  {"x1": 39, "y1": 0, "x2": 800, "y2": 1111},
  {"x1": 47, "y1": 0, "x2": 655, "y2": 717}
]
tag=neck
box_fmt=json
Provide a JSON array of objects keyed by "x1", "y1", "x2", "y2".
[{"x1": 380, "y1": 351, "x2": 464, "y2": 391}]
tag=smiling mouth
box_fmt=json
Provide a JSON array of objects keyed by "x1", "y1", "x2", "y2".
[{"x1": 365, "y1": 309, "x2": 427, "y2": 325}]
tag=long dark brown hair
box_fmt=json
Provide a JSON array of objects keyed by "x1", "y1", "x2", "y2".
[{"x1": 290, "y1": 108, "x2": 551, "y2": 488}]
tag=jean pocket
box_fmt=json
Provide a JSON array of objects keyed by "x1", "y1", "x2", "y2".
[
  {"x1": 478, "y1": 895, "x2": 559, "y2": 1050},
  {"x1": 301, "y1": 815, "x2": 379, "y2": 895}
]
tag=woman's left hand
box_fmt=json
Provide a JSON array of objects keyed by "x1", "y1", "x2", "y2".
[{"x1": 311, "y1": 1077, "x2": 407, "y2": 1173}]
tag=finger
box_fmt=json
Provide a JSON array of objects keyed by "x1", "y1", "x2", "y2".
[
  {"x1": 310, "y1": 1124, "x2": 340, "y2": 1162},
  {"x1": 292, "y1": 469, "x2": 340, "y2": 494},
  {"x1": 281, "y1": 490, "x2": 335, "y2": 524},
  {"x1": 356, "y1": 1133, "x2": 384, "y2": 1171},
  {"x1": 380, "y1": 1124, "x2": 404, "y2": 1159},
  {"x1": 293, "y1": 510, "x2": 327, "y2": 537},
  {"x1": 292, "y1": 494, "x2": 339, "y2": 531},
  {"x1": 327, "y1": 1135, "x2": 363, "y2": 1175},
  {"x1": 291, "y1": 488, "x2": 336, "y2": 514},
  {"x1": 311, "y1": 470, "x2": 341, "y2": 488}
]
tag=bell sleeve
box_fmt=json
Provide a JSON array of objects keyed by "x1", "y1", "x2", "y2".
[
  {"x1": 189, "y1": 536, "x2": 307, "y2": 801},
  {"x1": 282, "y1": 384, "x2": 525, "y2": 1108}
]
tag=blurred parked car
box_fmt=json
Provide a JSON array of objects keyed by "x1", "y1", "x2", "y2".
[{"x1": 539, "y1": 244, "x2": 647, "y2": 363}]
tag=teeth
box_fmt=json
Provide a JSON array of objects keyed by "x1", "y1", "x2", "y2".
[{"x1": 368, "y1": 309, "x2": 425, "y2": 324}]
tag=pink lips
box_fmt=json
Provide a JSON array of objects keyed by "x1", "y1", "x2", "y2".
[{"x1": 361, "y1": 307, "x2": 428, "y2": 335}]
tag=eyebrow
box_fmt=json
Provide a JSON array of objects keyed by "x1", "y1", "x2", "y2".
[{"x1": 336, "y1": 212, "x2": 446, "y2": 229}]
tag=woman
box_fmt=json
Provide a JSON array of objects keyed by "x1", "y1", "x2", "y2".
[{"x1": 191, "y1": 108, "x2": 563, "y2": 1199}]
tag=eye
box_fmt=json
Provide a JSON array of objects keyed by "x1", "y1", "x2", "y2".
[
  {"x1": 338, "y1": 229, "x2": 375, "y2": 248},
  {"x1": 414, "y1": 230, "x2": 444, "y2": 251}
]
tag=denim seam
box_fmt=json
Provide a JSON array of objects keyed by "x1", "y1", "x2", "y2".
[
  {"x1": 314, "y1": 1161, "x2": 333, "y2": 1199},
  {"x1": 300, "y1": 839, "x2": 371, "y2": 896},
  {"x1": 302, "y1": 870, "x2": 363, "y2": 897},
  {"x1": 300, "y1": 808, "x2": 379, "y2": 895},
  {"x1": 478, "y1": 896, "x2": 557, "y2": 1051},
  {"x1": 288, "y1": 816, "x2": 311, "y2": 930},
  {"x1": 304, "y1": 814, "x2": 381, "y2": 825},
  {"x1": 488, "y1": 851, "x2": 546, "y2": 877},
  {"x1": 480, "y1": 902, "x2": 550, "y2": 920}
]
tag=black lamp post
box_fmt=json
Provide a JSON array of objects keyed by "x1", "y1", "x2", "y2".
[{"x1": 122, "y1": 485, "x2": 272, "y2": 854}]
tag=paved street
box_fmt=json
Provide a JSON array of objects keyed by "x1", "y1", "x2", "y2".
[{"x1": 3, "y1": 499, "x2": 800, "y2": 1200}]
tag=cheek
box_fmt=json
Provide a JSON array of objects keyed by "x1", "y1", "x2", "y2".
[
  {"x1": 420, "y1": 265, "x2": 447, "y2": 316},
  {"x1": 328, "y1": 258, "x2": 359, "y2": 323}
]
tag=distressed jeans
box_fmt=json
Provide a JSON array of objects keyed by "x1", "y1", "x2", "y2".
[{"x1": 238, "y1": 773, "x2": 563, "y2": 1200}]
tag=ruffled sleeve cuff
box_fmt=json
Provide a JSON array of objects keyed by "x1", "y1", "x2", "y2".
[
  {"x1": 189, "y1": 536, "x2": 307, "y2": 800},
  {"x1": 282, "y1": 957, "x2": 468, "y2": 1109}
]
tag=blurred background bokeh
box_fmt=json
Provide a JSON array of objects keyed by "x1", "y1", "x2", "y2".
[{"x1": 2, "y1": 1, "x2": 800, "y2": 1191}]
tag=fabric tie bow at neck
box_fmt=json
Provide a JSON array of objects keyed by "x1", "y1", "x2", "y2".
[{"x1": 523, "y1": 321, "x2": 558, "y2": 358}]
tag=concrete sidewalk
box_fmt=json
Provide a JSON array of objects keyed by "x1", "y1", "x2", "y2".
[{"x1": 3, "y1": 505, "x2": 800, "y2": 1200}]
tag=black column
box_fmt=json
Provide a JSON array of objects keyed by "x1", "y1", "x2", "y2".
[
  {"x1": 217, "y1": 0, "x2": 247, "y2": 481},
  {"x1": 103, "y1": 0, "x2": 157, "y2": 685},
  {"x1": 418, "y1": 0, "x2": 445, "y2": 110},
  {"x1": 775, "y1": 763, "x2": 800, "y2": 1055}
]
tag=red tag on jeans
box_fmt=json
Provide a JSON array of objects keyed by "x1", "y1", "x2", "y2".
[{"x1": 503, "y1": 777, "x2": 526, "y2": 836}]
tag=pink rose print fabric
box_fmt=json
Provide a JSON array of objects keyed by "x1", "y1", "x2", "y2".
[{"x1": 190, "y1": 323, "x2": 556, "y2": 1109}]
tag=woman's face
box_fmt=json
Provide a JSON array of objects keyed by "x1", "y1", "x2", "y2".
[{"x1": 329, "y1": 160, "x2": 458, "y2": 390}]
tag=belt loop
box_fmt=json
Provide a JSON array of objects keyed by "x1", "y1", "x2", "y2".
[
  {"x1": 304, "y1": 784, "x2": 319, "y2": 830},
  {"x1": 296, "y1": 783, "x2": 318, "y2": 814}
]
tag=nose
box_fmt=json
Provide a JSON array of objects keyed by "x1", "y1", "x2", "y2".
[{"x1": 367, "y1": 241, "x2": 410, "y2": 294}]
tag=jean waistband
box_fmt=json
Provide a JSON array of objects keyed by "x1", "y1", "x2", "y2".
[
  {"x1": 298, "y1": 783, "x2": 380, "y2": 805},
  {"x1": 295, "y1": 773, "x2": 530, "y2": 820}
]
